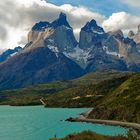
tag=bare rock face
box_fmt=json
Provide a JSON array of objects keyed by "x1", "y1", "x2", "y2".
[
  {"x1": 79, "y1": 19, "x2": 106, "y2": 49},
  {"x1": 133, "y1": 24, "x2": 140, "y2": 43},
  {"x1": 108, "y1": 30, "x2": 124, "y2": 40},
  {"x1": 27, "y1": 12, "x2": 77, "y2": 52}
]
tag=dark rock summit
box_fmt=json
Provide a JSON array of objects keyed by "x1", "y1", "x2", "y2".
[
  {"x1": 82, "y1": 19, "x2": 104, "y2": 33},
  {"x1": 51, "y1": 12, "x2": 71, "y2": 29}
]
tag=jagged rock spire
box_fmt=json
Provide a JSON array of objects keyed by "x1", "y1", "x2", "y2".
[
  {"x1": 51, "y1": 12, "x2": 71, "y2": 28},
  {"x1": 59, "y1": 12, "x2": 67, "y2": 20},
  {"x1": 82, "y1": 19, "x2": 104, "y2": 33}
]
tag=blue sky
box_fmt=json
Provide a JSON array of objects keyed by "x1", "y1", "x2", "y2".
[{"x1": 46, "y1": 0, "x2": 140, "y2": 17}]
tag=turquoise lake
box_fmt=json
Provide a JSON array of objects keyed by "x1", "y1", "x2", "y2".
[{"x1": 0, "y1": 106, "x2": 128, "y2": 140}]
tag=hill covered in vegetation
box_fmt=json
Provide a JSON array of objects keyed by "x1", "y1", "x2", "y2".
[
  {"x1": 88, "y1": 73, "x2": 140, "y2": 123},
  {"x1": 0, "y1": 71, "x2": 130, "y2": 106}
]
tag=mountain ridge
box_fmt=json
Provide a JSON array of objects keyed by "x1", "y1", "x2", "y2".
[{"x1": 0, "y1": 12, "x2": 140, "y2": 89}]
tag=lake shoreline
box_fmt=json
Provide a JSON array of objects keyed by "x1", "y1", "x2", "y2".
[{"x1": 66, "y1": 116, "x2": 140, "y2": 139}]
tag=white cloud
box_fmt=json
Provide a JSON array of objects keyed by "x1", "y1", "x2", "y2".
[
  {"x1": 0, "y1": 0, "x2": 105, "y2": 49},
  {"x1": 102, "y1": 12, "x2": 140, "y2": 34}
]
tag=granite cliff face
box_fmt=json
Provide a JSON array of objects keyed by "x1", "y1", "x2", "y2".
[
  {"x1": 0, "y1": 12, "x2": 140, "y2": 89},
  {"x1": 27, "y1": 12, "x2": 77, "y2": 52},
  {"x1": 79, "y1": 20, "x2": 106, "y2": 50}
]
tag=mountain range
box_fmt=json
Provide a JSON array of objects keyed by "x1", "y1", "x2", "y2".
[{"x1": 0, "y1": 12, "x2": 140, "y2": 89}]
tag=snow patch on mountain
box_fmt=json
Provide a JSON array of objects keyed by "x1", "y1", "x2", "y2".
[
  {"x1": 47, "y1": 45, "x2": 59, "y2": 58},
  {"x1": 92, "y1": 30, "x2": 104, "y2": 34},
  {"x1": 103, "y1": 46, "x2": 121, "y2": 58},
  {"x1": 63, "y1": 46, "x2": 91, "y2": 67},
  {"x1": 47, "y1": 45, "x2": 59, "y2": 53}
]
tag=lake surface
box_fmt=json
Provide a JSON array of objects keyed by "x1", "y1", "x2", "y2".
[{"x1": 0, "y1": 106, "x2": 127, "y2": 140}]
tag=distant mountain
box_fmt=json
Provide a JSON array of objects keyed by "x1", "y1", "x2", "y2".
[
  {"x1": 0, "y1": 46, "x2": 22, "y2": 63},
  {"x1": 79, "y1": 21, "x2": 140, "y2": 72},
  {"x1": 0, "y1": 12, "x2": 140, "y2": 89},
  {"x1": 0, "y1": 46, "x2": 84, "y2": 89},
  {"x1": 64, "y1": 19, "x2": 140, "y2": 71}
]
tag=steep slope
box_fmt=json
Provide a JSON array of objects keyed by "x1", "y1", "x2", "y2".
[
  {"x1": 88, "y1": 73, "x2": 140, "y2": 123},
  {"x1": 0, "y1": 46, "x2": 84, "y2": 89}
]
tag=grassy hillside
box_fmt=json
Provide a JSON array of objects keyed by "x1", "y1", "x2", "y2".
[
  {"x1": 0, "y1": 71, "x2": 131, "y2": 106},
  {"x1": 0, "y1": 81, "x2": 73, "y2": 105},
  {"x1": 88, "y1": 73, "x2": 140, "y2": 123},
  {"x1": 50, "y1": 131, "x2": 138, "y2": 140},
  {"x1": 45, "y1": 75, "x2": 129, "y2": 107}
]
